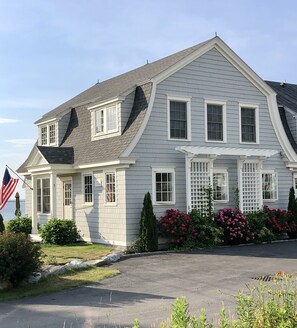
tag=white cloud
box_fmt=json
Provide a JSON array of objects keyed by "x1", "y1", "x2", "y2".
[
  {"x1": 0, "y1": 118, "x2": 19, "y2": 123},
  {"x1": 6, "y1": 139, "x2": 36, "y2": 147}
]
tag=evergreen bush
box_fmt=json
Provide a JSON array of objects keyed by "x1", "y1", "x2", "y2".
[
  {"x1": 0, "y1": 231, "x2": 41, "y2": 286},
  {"x1": 7, "y1": 216, "x2": 32, "y2": 235},
  {"x1": 40, "y1": 218, "x2": 80, "y2": 245},
  {"x1": 139, "y1": 192, "x2": 158, "y2": 252},
  {"x1": 288, "y1": 186, "x2": 297, "y2": 218},
  {"x1": 0, "y1": 214, "x2": 5, "y2": 233}
]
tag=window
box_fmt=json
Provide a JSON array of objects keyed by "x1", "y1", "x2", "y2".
[
  {"x1": 41, "y1": 127, "x2": 47, "y2": 145},
  {"x1": 168, "y1": 97, "x2": 191, "y2": 140},
  {"x1": 39, "y1": 123, "x2": 56, "y2": 146},
  {"x1": 153, "y1": 168, "x2": 175, "y2": 205},
  {"x1": 37, "y1": 178, "x2": 50, "y2": 214},
  {"x1": 49, "y1": 124, "x2": 56, "y2": 144},
  {"x1": 240, "y1": 106, "x2": 258, "y2": 143},
  {"x1": 94, "y1": 105, "x2": 118, "y2": 135},
  {"x1": 206, "y1": 102, "x2": 226, "y2": 142},
  {"x1": 105, "y1": 172, "x2": 116, "y2": 203},
  {"x1": 213, "y1": 170, "x2": 228, "y2": 201},
  {"x1": 262, "y1": 172, "x2": 278, "y2": 201},
  {"x1": 84, "y1": 175, "x2": 93, "y2": 203}
]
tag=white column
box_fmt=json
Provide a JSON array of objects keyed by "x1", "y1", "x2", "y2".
[
  {"x1": 237, "y1": 158, "x2": 244, "y2": 211},
  {"x1": 185, "y1": 154, "x2": 194, "y2": 212},
  {"x1": 31, "y1": 175, "x2": 38, "y2": 234},
  {"x1": 50, "y1": 172, "x2": 57, "y2": 218}
]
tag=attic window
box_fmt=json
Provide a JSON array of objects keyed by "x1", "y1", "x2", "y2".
[{"x1": 39, "y1": 123, "x2": 57, "y2": 146}]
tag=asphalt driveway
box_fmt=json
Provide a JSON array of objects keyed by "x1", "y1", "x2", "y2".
[{"x1": 0, "y1": 241, "x2": 296, "y2": 328}]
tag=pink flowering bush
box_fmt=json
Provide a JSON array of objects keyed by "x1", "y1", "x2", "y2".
[
  {"x1": 158, "y1": 209, "x2": 197, "y2": 248},
  {"x1": 215, "y1": 208, "x2": 255, "y2": 245},
  {"x1": 263, "y1": 206, "x2": 291, "y2": 235}
]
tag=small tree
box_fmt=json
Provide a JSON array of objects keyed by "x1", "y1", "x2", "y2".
[
  {"x1": 0, "y1": 214, "x2": 5, "y2": 233},
  {"x1": 288, "y1": 187, "x2": 297, "y2": 218},
  {"x1": 139, "y1": 192, "x2": 158, "y2": 252}
]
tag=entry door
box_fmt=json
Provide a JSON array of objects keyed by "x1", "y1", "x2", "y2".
[{"x1": 63, "y1": 180, "x2": 72, "y2": 220}]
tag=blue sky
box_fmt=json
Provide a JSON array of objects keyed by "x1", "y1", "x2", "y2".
[{"x1": 1, "y1": 0, "x2": 297, "y2": 199}]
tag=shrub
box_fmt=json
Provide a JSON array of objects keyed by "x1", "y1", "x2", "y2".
[
  {"x1": 288, "y1": 186, "x2": 297, "y2": 218},
  {"x1": 0, "y1": 214, "x2": 4, "y2": 233},
  {"x1": 215, "y1": 208, "x2": 254, "y2": 245},
  {"x1": 139, "y1": 192, "x2": 158, "y2": 252},
  {"x1": 0, "y1": 231, "x2": 41, "y2": 286},
  {"x1": 264, "y1": 206, "x2": 291, "y2": 236},
  {"x1": 40, "y1": 218, "x2": 80, "y2": 245},
  {"x1": 158, "y1": 209, "x2": 197, "y2": 248},
  {"x1": 246, "y1": 210, "x2": 275, "y2": 243},
  {"x1": 7, "y1": 216, "x2": 32, "y2": 235},
  {"x1": 188, "y1": 209, "x2": 223, "y2": 247}
]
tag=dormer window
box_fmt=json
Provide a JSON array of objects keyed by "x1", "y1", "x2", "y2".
[
  {"x1": 90, "y1": 101, "x2": 120, "y2": 140},
  {"x1": 39, "y1": 122, "x2": 57, "y2": 146}
]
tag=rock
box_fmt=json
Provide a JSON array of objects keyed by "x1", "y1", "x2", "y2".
[{"x1": 102, "y1": 252, "x2": 122, "y2": 263}]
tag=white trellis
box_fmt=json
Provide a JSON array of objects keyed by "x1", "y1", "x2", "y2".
[{"x1": 190, "y1": 160, "x2": 211, "y2": 212}]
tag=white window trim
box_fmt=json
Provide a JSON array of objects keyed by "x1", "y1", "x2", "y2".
[
  {"x1": 82, "y1": 173, "x2": 93, "y2": 205},
  {"x1": 262, "y1": 170, "x2": 278, "y2": 202},
  {"x1": 239, "y1": 104, "x2": 260, "y2": 144},
  {"x1": 167, "y1": 95, "x2": 191, "y2": 141},
  {"x1": 91, "y1": 103, "x2": 120, "y2": 140},
  {"x1": 152, "y1": 167, "x2": 176, "y2": 206},
  {"x1": 213, "y1": 168, "x2": 229, "y2": 203},
  {"x1": 36, "y1": 177, "x2": 51, "y2": 215},
  {"x1": 204, "y1": 100, "x2": 227, "y2": 143},
  {"x1": 104, "y1": 171, "x2": 117, "y2": 206},
  {"x1": 39, "y1": 122, "x2": 58, "y2": 146}
]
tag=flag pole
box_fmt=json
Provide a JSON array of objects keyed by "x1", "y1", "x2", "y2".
[{"x1": 5, "y1": 165, "x2": 33, "y2": 191}]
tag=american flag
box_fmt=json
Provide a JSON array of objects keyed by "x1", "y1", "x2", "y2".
[{"x1": 0, "y1": 168, "x2": 18, "y2": 210}]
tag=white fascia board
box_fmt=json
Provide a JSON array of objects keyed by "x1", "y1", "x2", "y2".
[
  {"x1": 88, "y1": 97, "x2": 125, "y2": 111},
  {"x1": 176, "y1": 146, "x2": 279, "y2": 158},
  {"x1": 267, "y1": 94, "x2": 297, "y2": 162},
  {"x1": 75, "y1": 158, "x2": 136, "y2": 169},
  {"x1": 28, "y1": 164, "x2": 75, "y2": 174},
  {"x1": 35, "y1": 117, "x2": 57, "y2": 126}
]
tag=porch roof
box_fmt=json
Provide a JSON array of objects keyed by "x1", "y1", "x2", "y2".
[{"x1": 176, "y1": 146, "x2": 279, "y2": 158}]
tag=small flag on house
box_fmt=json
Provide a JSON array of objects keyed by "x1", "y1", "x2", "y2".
[{"x1": 0, "y1": 168, "x2": 19, "y2": 210}]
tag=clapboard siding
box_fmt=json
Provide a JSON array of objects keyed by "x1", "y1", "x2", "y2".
[{"x1": 125, "y1": 47, "x2": 292, "y2": 244}]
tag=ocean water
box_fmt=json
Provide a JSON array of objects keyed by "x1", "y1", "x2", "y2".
[{"x1": 1, "y1": 200, "x2": 26, "y2": 222}]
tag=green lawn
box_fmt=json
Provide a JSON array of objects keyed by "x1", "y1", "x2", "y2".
[
  {"x1": 0, "y1": 266, "x2": 119, "y2": 302},
  {"x1": 41, "y1": 242, "x2": 115, "y2": 265}
]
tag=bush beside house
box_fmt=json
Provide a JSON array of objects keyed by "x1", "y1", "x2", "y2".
[{"x1": 7, "y1": 217, "x2": 32, "y2": 235}]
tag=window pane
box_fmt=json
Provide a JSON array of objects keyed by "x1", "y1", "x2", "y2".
[
  {"x1": 49, "y1": 124, "x2": 56, "y2": 144},
  {"x1": 207, "y1": 104, "x2": 223, "y2": 141},
  {"x1": 154, "y1": 171, "x2": 173, "y2": 203},
  {"x1": 107, "y1": 105, "x2": 117, "y2": 131},
  {"x1": 170, "y1": 101, "x2": 187, "y2": 139},
  {"x1": 106, "y1": 173, "x2": 116, "y2": 203},
  {"x1": 41, "y1": 126, "x2": 47, "y2": 145},
  {"x1": 213, "y1": 172, "x2": 228, "y2": 201},
  {"x1": 84, "y1": 175, "x2": 93, "y2": 203},
  {"x1": 262, "y1": 173, "x2": 277, "y2": 200},
  {"x1": 37, "y1": 179, "x2": 41, "y2": 212},
  {"x1": 42, "y1": 178, "x2": 50, "y2": 213},
  {"x1": 241, "y1": 107, "x2": 256, "y2": 142},
  {"x1": 95, "y1": 110, "x2": 104, "y2": 133}
]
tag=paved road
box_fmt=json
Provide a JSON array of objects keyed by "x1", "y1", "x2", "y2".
[{"x1": 0, "y1": 241, "x2": 296, "y2": 328}]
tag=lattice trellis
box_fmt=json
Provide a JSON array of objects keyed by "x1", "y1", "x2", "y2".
[
  {"x1": 241, "y1": 162, "x2": 261, "y2": 212},
  {"x1": 190, "y1": 161, "x2": 210, "y2": 212}
]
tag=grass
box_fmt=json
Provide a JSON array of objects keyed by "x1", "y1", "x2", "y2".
[
  {"x1": 41, "y1": 242, "x2": 115, "y2": 265},
  {"x1": 0, "y1": 266, "x2": 119, "y2": 302}
]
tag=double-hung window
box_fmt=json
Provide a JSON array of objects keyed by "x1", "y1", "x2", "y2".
[
  {"x1": 84, "y1": 174, "x2": 93, "y2": 203},
  {"x1": 213, "y1": 170, "x2": 228, "y2": 201},
  {"x1": 37, "y1": 178, "x2": 50, "y2": 214},
  {"x1": 205, "y1": 101, "x2": 226, "y2": 142},
  {"x1": 105, "y1": 172, "x2": 116, "y2": 204},
  {"x1": 168, "y1": 96, "x2": 191, "y2": 140},
  {"x1": 94, "y1": 104, "x2": 118, "y2": 136},
  {"x1": 262, "y1": 171, "x2": 278, "y2": 201},
  {"x1": 152, "y1": 168, "x2": 175, "y2": 205},
  {"x1": 240, "y1": 105, "x2": 259, "y2": 143}
]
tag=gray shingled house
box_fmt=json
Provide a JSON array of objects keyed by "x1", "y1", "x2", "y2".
[{"x1": 18, "y1": 37, "x2": 297, "y2": 246}]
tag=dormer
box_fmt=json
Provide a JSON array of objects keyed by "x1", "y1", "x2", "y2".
[
  {"x1": 88, "y1": 97, "x2": 124, "y2": 141},
  {"x1": 37, "y1": 119, "x2": 58, "y2": 147}
]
